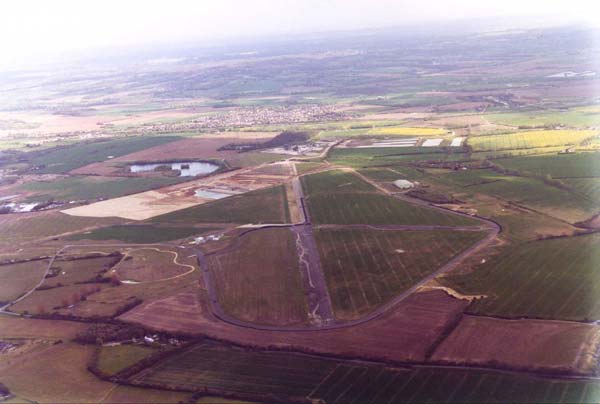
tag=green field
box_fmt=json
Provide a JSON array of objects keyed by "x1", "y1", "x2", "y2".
[
  {"x1": 152, "y1": 186, "x2": 290, "y2": 224},
  {"x1": 25, "y1": 136, "x2": 181, "y2": 174},
  {"x1": 443, "y1": 233, "x2": 600, "y2": 321},
  {"x1": 97, "y1": 344, "x2": 157, "y2": 376},
  {"x1": 0, "y1": 212, "x2": 123, "y2": 245},
  {"x1": 494, "y1": 152, "x2": 600, "y2": 178},
  {"x1": 14, "y1": 176, "x2": 185, "y2": 202},
  {"x1": 436, "y1": 169, "x2": 597, "y2": 223},
  {"x1": 129, "y1": 341, "x2": 600, "y2": 403},
  {"x1": 130, "y1": 342, "x2": 338, "y2": 399},
  {"x1": 315, "y1": 228, "x2": 485, "y2": 319},
  {"x1": 468, "y1": 130, "x2": 596, "y2": 152},
  {"x1": 69, "y1": 224, "x2": 210, "y2": 243},
  {"x1": 309, "y1": 365, "x2": 599, "y2": 404},
  {"x1": 357, "y1": 166, "x2": 425, "y2": 182},
  {"x1": 302, "y1": 171, "x2": 478, "y2": 226},
  {"x1": 0, "y1": 259, "x2": 49, "y2": 303},
  {"x1": 484, "y1": 107, "x2": 600, "y2": 128},
  {"x1": 563, "y1": 178, "x2": 600, "y2": 202},
  {"x1": 328, "y1": 147, "x2": 467, "y2": 168}
]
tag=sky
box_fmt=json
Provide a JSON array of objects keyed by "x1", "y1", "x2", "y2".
[{"x1": 0, "y1": 0, "x2": 598, "y2": 69}]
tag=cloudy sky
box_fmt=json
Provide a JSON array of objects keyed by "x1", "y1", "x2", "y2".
[{"x1": 0, "y1": 0, "x2": 598, "y2": 68}]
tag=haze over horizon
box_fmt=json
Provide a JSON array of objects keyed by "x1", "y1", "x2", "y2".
[{"x1": 0, "y1": 0, "x2": 598, "y2": 69}]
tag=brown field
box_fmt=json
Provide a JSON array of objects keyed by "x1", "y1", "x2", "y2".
[
  {"x1": 0, "y1": 316, "x2": 88, "y2": 340},
  {"x1": 120, "y1": 289, "x2": 468, "y2": 362},
  {"x1": 432, "y1": 315, "x2": 600, "y2": 375},
  {"x1": 10, "y1": 284, "x2": 109, "y2": 315},
  {"x1": 114, "y1": 248, "x2": 194, "y2": 283},
  {"x1": 0, "y1": 259, "x2": 49, "y2": 302},
  {"x1": 208, "y1": 228, "x2": 308, "y2": 326},
  {"x1": 98, "y1": 385, "x2": 190, "y2": 404},
  {"x1": 71, "y1": 136, "x2": 282, "y2": 176},
  {"x1": 0, "y1": 342, "x2": 115, "y2": 403},
  {"x1": 63, "y1": 161, "x2": 294, "y2": 220}
]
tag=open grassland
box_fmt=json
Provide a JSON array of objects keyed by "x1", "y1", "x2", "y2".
[
  {"x1": 440, "y1": 170, "x2": 597, "y2": 223},
  {"x1": 26, "y1": 136, "x2": 181, "y2": 174},
  {"x1": 432, "y1": 316, "x2": 600, "y2": 375},
  {"x1": 96, "y1": 345, "x2": 157, "y2": 376},
  {"x1": 14, "y1": 175, "x2": 185, "y2": 202},
  {"x1": 205, "y1": 233, "x2": 306, "y2": 324},
  {"x1": 302, "y1": 171, "x2": 478, "y2": 226},
  {"x1": 495, "y1": 152, "x2": 600, "y2": 178},
  {"x1": 152, "y1": 185, "x2": 290, "y2": 224},
  {"x1": 9, "y1": 254, "x2": 120, "y2": 315},
  {"x1": 115, "y1": 248, "x2": 193, "y2": 283},
  {"x1": 468, "y1": 130, "x2": 596, "y2": 152},
  {"x1": 0, "y1": 316, "x2": 87, "y2": 339},
  {"x1": 328, "y1": 147, "x2": 467, "y2": 168},
  {"x1": 69, "y1": 224, "x2": 210, "y2": 243},
  {"x1": 308, "y1": 365, "x2": 600, "y2": 404},
  {"x1": 315, "y1": 228, "x2": 485, "y2": 319},
  {"x1": 209, "y1": 228, "x2": 308, "y2": 326},
  {"x1": 357, "y1": 166, "x2": 425, "y2": 182},
  {"x1": 0, "y1": 212, "x2": 123, "y2": 245},
  {"x1": 0, "y1": 259, "x2": 49, "y2": 303},
  {"x1": 0, "y1": 342, "x2": 115, "y2": 403},
  {"x1": 443, "y1": 233, "x2": 600, "y2": 321},
  {"x1": 129, "y1": 341, "x2": 338, "y2": 400},
  {"x1": 563, "y1": 178, "x2": 600, "y2": 202}
]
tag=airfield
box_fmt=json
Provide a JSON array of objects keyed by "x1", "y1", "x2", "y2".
[{"x1": 1, "y1": 25, "x2": 600, "y2": 403}]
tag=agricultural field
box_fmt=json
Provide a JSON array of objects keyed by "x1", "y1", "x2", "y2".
[
  {"x1": 69, "y1": 224, "x2": 210, "y2": 243},
  {"x1": 128, "y1": 341, "x2": 339, "y2": 399},
  {"x1": 8, "y1": 254, "x2": 121, "y2": 315},
  {"x1": 10, "y1": 175, "x2": 185, "y2": 203},
  {"x1": 467, "y1": 130, "x2": 596, "y2": 152},
  {"x1": 432, "y1": 316, "x2": 600, "y2": 375},
  {"x1": 114, "y1": 248, "x2": 194, "y2": 283},
  {"x1": 0, "y1": 258, "x2": 49, "y2": 303},
  {"x1": 96, "y1": 344, "x2": 157, "y2": 376},
  {"x1": 366, "y1": 126, "x2": 447, "y2": 136},
  {"x1": 308, "y1": 365, "x2": 600, "y2": 404},
  {"x1": 494, "y1": 152, "x2": 600, "y2": 178},
  {"x1": 302, "y1": 171, "x2": 477, "y2": 226},
  {"x1": 315, "y1": 228, "x2": 485, "y2": 319},
  {"x1": 152, "y1": 185, "x2": 290, "y2": 224},
  {"x1": 120, "y1": 290, "x2": 470, "y2": 363},
  {"x1": 445, "y1": 172, "x2": 597, "y2": 223},
  {"x1": 24, "y1": 136, "x2": 181, "y2": 174},
  {"x1": 443, "y1": 233, "x2": 600, "y2": 321},
  {"x1": 357, "y1": 166, "x2": 425, "y2": 182},
  {"x1": 563, "y1": 177, "x2": 600, "y2": 202},
  {"x1": 0, "y1": 212, "x2": 123, "y2": 245},
  {"x1": 483, "y1": 107, "x2": 600, "y2": 128},
  {"x1": 328, "y1": 147, "x2": 468, "y2": 168},
  {"x1": 208, "y1": 228, "x2": 308, "y2": 326}
]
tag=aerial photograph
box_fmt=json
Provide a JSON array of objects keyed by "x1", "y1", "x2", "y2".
[{"x1": 0, "y1": 0, "x2": 598, "y2": 403}]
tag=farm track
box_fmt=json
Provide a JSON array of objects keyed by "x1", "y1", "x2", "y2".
[{"x1": 195, "y1": 167, "x2": 501, "y2": 332}]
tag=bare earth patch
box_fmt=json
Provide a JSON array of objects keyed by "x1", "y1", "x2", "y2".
[
  {"x1": 119, "y1": 289, "x2": 468, "y2": 362},
  {"x1": 432, "y1": 315, "x2": 600, "y2": 375}
]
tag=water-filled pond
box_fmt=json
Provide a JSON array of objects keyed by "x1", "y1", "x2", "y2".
[{"x1": 129, "y1": 161, "x2": 219, "y2": 177}]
